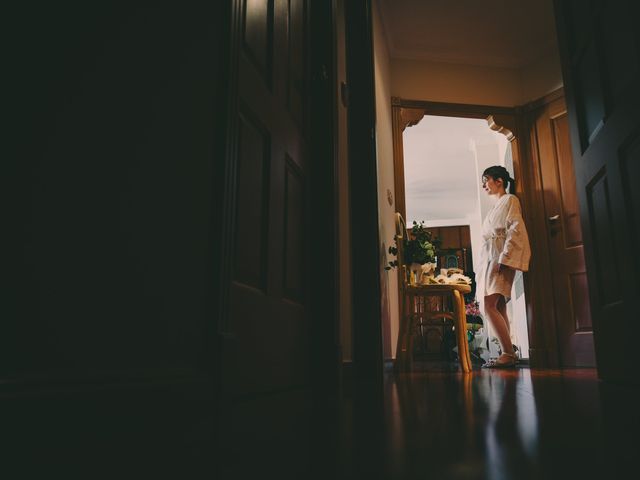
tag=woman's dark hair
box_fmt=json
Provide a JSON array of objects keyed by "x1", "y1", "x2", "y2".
[{"x1": 482, "y1": 165, "x2": 515, "y2": 194}]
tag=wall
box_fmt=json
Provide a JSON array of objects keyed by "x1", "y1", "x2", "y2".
[
  {"x1": 5, "y1": 4, "x2": 226, "y2": 473},
  {"x1": 520, "y1": 47, "x2": 563, "y2": 103},
  {"x1": 373, "y1": 0, "x2": 399, "y2": 360},
  {"x1": 392, "y1": 58, "x2": 523, "y2": 107},
  {"x1": 390, "y1": 53, "x2": 562, "y2": 107},
  {"x1": 8, "y1": 4, "x2": 224, "y2": 375}
]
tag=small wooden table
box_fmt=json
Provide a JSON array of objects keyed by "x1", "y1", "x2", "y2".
[{"x1": 395, "y1": 283, "x2": 473, "y2": 373}]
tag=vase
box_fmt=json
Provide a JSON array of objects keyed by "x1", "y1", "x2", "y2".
[
  {"x1": 409, "y1": 263, "x2": 422, "y2": 285},
  {"x1": 421, "y1": 261, "x2": 437, "y2": 277}
]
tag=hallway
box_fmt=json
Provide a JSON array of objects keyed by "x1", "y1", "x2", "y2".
[
  {"x1": 6, "y1": 3, "x2": 639, "y2": 478},
  {"x1": 332, "y1": 366, "x2": 640, "y2": 479}
]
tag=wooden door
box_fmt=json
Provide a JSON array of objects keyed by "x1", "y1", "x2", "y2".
[
  {"x1": 219, "y1": 0, "x2": 318, "y2": 475},
  {"x1": 554, "y1": 0, "x2": 640, "y2": 381},
  {"x1": 534, "y1": 96, "x2": 595, "y2": 366},
  {"x1": 229, "y1": 0, "x2": 309, "y2": 397}
]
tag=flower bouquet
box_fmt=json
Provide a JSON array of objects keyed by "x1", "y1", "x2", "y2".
[
  {"x1": 385, "y1": 221, "x2": 440, "y2": 284},
  {"x1": 385, "y1": 220, "x2": 440, "y2": 269},
  {"x1": 465, "y1": 300, "x2": 483, "y2": 324}
]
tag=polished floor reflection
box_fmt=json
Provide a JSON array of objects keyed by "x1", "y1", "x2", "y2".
[
  {"x1": 8, "y1": 364, "x2": 638, "y2": 479},
  {"x1": 368, "y1": 366, "x2": 639, "y2": 480}
]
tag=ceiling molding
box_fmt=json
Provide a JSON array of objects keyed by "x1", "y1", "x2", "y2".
[{"x1": 487, "y1": 114, "x2": 516, "y2": 141}]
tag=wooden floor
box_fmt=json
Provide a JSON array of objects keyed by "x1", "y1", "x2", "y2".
[
  {"x1": 7, "y1": 365, "x2": 640, "y2": 479},
  {"x1": 323, "y1": 364, "x2": 640, "y2": 480}
]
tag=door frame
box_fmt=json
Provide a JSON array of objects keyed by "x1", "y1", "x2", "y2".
[
  {"x1": 344, "y1": 0, "x2": 384, "y2": 389},
  {"x1": 390, "y1": 96, "x2": 563, "y2": 368}
]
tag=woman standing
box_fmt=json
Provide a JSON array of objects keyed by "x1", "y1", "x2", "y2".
[{"x1": 477, "y1": 165, "x2": 531, "y2": 368}]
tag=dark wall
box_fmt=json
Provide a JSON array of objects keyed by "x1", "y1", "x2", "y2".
[
  {"x1": 3, "y1": 4, "x2": 229, "y2": 475},
  {"x1": 7, "y1": 4, "x2": 227, "y2": 379}
]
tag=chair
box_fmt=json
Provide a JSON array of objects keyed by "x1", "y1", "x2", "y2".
[
  {"x1": 394, "y1": 213, "x2": 472, "y2": 373},
  {"x1": 438, "y1": 248, "x2": 469, "y2": 272}
]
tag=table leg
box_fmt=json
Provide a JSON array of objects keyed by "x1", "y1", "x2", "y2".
[
  {"x1": 453, "y1": 290, "x2": 472, "y2": 373},
  {"x1": 394, "y1": 292, "x2": 410, "y2": 372}
]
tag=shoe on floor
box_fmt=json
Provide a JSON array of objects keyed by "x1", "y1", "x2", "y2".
[{"x1": 482, "y1": 352, "x2": 518, "y2": 369}]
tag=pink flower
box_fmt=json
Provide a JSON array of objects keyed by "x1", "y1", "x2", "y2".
[{"x1": 465, "y1": 300, "x2": 481, "y2": 317}]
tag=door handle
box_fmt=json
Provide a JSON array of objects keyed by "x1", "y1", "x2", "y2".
[{"x1": 549, "y1": 214, "x2": 560, "y2": 221}]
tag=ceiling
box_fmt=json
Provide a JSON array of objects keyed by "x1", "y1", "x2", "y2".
[{"x1": 377, "y1": 0, "x2": 559, "y2": 68}]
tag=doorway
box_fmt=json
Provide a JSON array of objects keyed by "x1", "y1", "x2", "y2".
[
  {"x1": 389, "y1": 101, "x2": 533, "y2": 368},
  {"x1": 402, "y1": 113, "x2": 530, "y2": 364},
  {"x1": 346, "y1": 0, "x2": 602, "y2": 387}
]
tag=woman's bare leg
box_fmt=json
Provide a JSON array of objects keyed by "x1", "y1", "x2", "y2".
[
  {"x1": 496, "y1": 295, "x2": 511, "y2": 340},
  {"x1": 484, "y1": 293, "x2": 515, "y2": 357}
]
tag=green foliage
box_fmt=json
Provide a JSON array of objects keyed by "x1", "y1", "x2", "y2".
[{"x1": 385, "y1": 220, "x2": 440, "y2": 270}]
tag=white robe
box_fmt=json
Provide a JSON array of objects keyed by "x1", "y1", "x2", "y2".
[{"x1": 477, "y1": 194, "x2": 531, "y2": 299}]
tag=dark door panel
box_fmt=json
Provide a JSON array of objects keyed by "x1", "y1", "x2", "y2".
[{"x1": 554, "y1": 0, "x2": 640, "y2": 382}]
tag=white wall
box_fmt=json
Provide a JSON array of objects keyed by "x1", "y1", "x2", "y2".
[{"x1": 373, "y1": 0, "x2": 399, "y2": 360}]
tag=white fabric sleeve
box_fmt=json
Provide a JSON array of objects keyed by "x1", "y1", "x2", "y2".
[{"x1": 498, "y1": 196, "x2": 529, "y2": 270}]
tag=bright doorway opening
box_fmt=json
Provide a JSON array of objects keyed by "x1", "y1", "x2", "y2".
[{"x1": 403, "y1": 114, "x2": 530, "y2": 363}]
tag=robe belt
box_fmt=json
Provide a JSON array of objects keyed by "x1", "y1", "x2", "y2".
[{"x1": 483, "y1": 233, "x2": 506, "y2": 240}]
